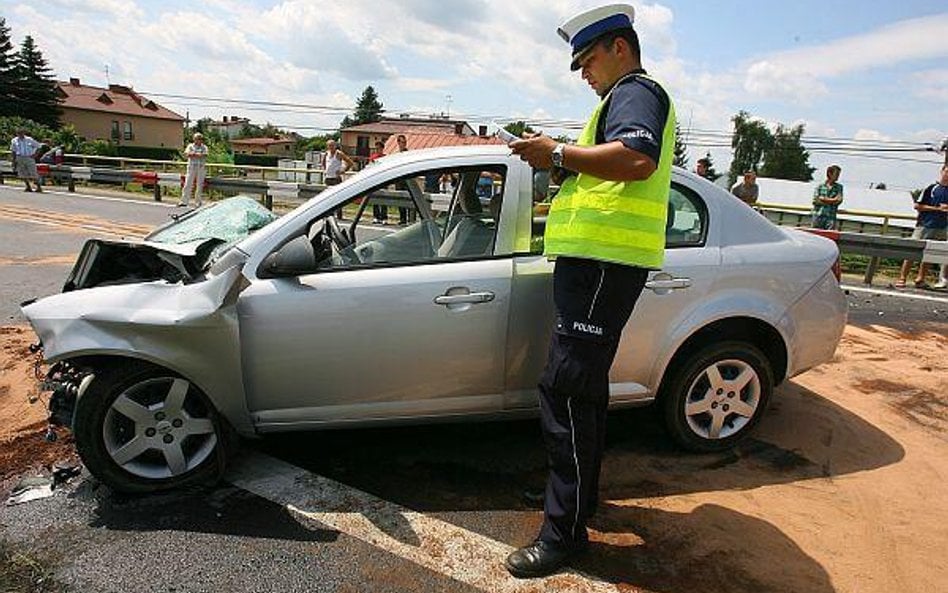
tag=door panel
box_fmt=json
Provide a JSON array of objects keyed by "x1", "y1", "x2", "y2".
[{"x1": 238, "y1": 259, "x2": 512, "y2": 426}]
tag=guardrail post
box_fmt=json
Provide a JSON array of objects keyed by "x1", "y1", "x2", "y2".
[
  {"x1": 864, "y1": 216, "x2": 893, "y2": 285},
  {"x1": 67, "y1": 175, "x2": 76, "y2": 193},
  {"x1": 265, "y1": 192, "x2": 273, "y2": 210},
  {"x1": 863, "y1": 257, "x2": 878, "y2": 285},
  {"x1": 153, "y1": 182, "x2": 161, "y2": 202}
]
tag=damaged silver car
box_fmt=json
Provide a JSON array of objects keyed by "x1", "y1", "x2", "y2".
[{"x1": 23, "y1": 146, "x2": 847, "y2": 493}]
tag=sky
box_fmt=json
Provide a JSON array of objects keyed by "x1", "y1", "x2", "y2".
[{"x1": 3, "y1": 0, "x2": 947, "y2": 192}]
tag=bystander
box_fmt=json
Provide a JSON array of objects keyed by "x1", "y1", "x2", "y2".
[
  {"x1": 897, "y1": 164, "x2": 948, "y2": 289},
  {"x1": 811, "y1": 165, "x2": 844, "y2": 230},
  {"x1": 731, "y1": 170, "x2": 759, "y2": 206},
  {"x1": 9, "y1": 129, "x2": 42, "y2": 193},
  {"x1": 180, "y1": 133, "x2": 208, "y2": 207}
]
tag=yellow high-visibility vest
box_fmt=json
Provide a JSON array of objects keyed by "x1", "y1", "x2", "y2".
[{"x1": 544, "y1": 74, "x2": 675, "y2": 269}]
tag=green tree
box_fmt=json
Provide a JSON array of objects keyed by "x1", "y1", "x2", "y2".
[
  {"x1": 185, "y1": 119, "x2": 232, "y2": 164},
  {"x1": 700, "y1": 151, "x2": 722, "y2": 181},
  {"x1": 0, "y1": 18, "x2": 17, "y2": 117},
  {"x1": 51, "y1": 123, "x2": 81, "y2": 153},
  {"x1": 503, "y1": 121, "x2": 535, "y2": 138},
  {"x1": 759, "y1": 123, "x2": 815, "y2": 182},
  {"x1": 728, "y1": 111, "x2": 773, "y2": 186},
  {"x1": 341, "y1": 85, "x2": 384, "y2": 128},
  {"x1": 297, "y1": 133, "x2": 338, "y2": 157},
  {"x1": 236, "y1": 121, "x2": 284, "y2": 139},
  {"x1": 15, "y1": 35, "x2": 61, "y2": 128},
  {"x1": 673, "y1": 122, "x2": 688, "y2": 168},
  {"x1": 0, "y1": 115, "x2": 54, "y2": 148}
]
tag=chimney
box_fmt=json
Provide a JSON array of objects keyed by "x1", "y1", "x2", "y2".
[
  {"x1": 69, "y1": 77, "x2": 80, "y2": 86},
  {"x1": 478, "y1": 125, "x2": 488, "y2": 137},
  {"x1": 454, "y1": 123, "x2": 464, "y2": 135}
]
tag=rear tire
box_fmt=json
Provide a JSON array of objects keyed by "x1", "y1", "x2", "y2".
[
  {"x1": 661, "y1": 341, "x2": 773, "y2": 452},
  {"x1": 74, "y1": 361, "x2": 232, "y2": 493}
]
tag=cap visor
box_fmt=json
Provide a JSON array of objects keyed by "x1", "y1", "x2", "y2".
[{"x1": 570, "y1": 42, "x2": 596, "y2": 71}]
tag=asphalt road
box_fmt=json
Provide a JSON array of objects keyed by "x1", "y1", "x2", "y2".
[
  {"x1": 0, "y1": 182, "x2": 946, "y2": 592},
  {"x1": 0, "y1": 184, "x2": 175, "y2": 323}
]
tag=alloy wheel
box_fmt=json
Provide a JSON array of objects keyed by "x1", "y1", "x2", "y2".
[
  {"x1": 683, "y1": 358, "x2": 761, "y2": 440},
  {"x1": 102, "y1": 376, "x2": 217, "y2": 479}
]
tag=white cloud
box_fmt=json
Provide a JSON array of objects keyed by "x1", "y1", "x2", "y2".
[
  {"x1": 41, "y1": 0, "x2": 144, "y2": 19},
  {"x1": 743, "y1": 13, "x2": 948, "y2": 101},
  {"x1": 909, "y1": 69, "x2": 948, "y2": 102},
  {"x1": 853, "y1": 129, "x2": 893, "y2": 142}
]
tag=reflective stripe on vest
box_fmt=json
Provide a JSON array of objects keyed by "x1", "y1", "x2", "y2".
[{"x1": 544, "y1": 74, "x2": 675, "y2": 269}]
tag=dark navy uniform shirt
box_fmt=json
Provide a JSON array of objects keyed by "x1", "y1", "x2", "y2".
[
  {"x1": 917, "y1": 182, "x2": 948, "y2": 229},
  {"x1": 595, "y1": 68, "x2": 670, "y2": 165}
]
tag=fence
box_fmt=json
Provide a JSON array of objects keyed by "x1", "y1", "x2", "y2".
[{"x1": 1, "y1": 155, "x2": 944, "y2": 285}]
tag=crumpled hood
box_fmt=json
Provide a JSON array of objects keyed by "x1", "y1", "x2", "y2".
[
  {"x1": 61, "y1": 195, "x2": 277, "y2": 292},
  {"x1": 24, "y1": 265, "x2": 245, "y2": 361}
]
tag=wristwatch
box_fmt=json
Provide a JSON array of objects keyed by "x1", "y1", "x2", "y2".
[{"x1": 551, "y1": 143, "x2": 566, "y2": 168}]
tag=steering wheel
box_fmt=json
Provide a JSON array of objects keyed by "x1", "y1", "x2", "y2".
[{"x1": 323, "y1": 216, "x2": 354, "y2": 251}]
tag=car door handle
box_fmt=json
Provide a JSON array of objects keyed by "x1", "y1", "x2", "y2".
[
  {"x1": 434, "y1": 291, "x2": 495, "y2": 305},
  {"x1": 645, "y1": 275, "x2": 691, "y2": 291}
]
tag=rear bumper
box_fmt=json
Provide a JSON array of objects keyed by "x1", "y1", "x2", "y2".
[{"x1": 781, "y1": 270, "x2": 847, "y2": 378}]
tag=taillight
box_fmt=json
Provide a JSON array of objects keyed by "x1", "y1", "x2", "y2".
[{"x1": 831, "y1": 255, "x2": 841, "y2": 283}]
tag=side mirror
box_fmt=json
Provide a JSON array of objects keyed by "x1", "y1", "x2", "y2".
[{"x1": 261, "y1": 235, "x2": 317, "y2": 277}]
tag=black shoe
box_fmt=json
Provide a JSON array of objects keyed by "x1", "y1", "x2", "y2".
[{"x1": 504, "y1": 540, "x2": 574, "y2": 579}]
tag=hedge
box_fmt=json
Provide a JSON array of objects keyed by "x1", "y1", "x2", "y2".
[{"x1": 234, "y1": 153, "x2": 280, "y2": 167}]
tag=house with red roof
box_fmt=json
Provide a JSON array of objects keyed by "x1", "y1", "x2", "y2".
[
  {"x1": 230, "y1": 136, "x2": 296, "y2": 156},
  {"x1": 56, "y1": 78, "x2": 184, "y2": 149},
  {"x1": 341, "y1": 116, "x2": 500, "y2": 159}
]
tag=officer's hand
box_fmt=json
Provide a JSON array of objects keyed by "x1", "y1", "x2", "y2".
[{"x1": 510, "y1": 135, "x2": 558, "y2": 169}]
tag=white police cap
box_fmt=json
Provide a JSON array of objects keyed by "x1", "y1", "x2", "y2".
[{"x1": 557, "y1": 3, "x2": 636, "y2": 71}]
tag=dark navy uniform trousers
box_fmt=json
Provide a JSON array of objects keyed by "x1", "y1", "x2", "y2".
[{"x1": 538, "y1": 256, "x2": 648, "y2": 547}]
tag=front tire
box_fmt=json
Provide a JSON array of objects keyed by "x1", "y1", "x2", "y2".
[
  {"x1": 74, "y1": 361, "x2": 229, "y2": 493},
  {"x1": 661, "y1": 341, "x2": 774, "y2": 452}
]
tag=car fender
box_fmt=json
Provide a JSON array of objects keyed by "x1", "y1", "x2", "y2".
[
  {"x1": 21, "y1": 265, "x2": 255, "y2": 436},
  {"x1": 646, "y1": 288, "x2": 793, "y2": 393}
]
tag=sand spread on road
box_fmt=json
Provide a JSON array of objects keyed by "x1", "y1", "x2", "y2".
[{"x1": 0, "y1": 322, "x2": 945, "y2": 592}]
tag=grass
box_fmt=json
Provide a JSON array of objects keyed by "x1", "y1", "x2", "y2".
[{"x1": 0, "y1": 541, "x2": 67, "y2": 593}]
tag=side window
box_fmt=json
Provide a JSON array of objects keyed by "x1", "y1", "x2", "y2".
[
  {"x1": 666, "y1": 183, "x2": 707, "y2": 247},
  {"x1": 527, "y1": 177, "x2": 707, "y2": 253},
  {"x1": 264, "y1": 165, "x2": 508, "y2": 276}
]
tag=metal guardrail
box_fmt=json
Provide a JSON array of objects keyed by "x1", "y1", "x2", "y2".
[
  {"x1": 2, "y1": 158, "x2": 943, "y2": 286},
  {"x1": 0, "y1": 149, "x2": 341, "y2": 182},
  {"x1": 756, "y1": 201, "x2": 916, "y2": 238}
]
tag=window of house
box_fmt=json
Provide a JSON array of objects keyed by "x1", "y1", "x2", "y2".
[
  {"x1": 111, "y1": 121, "x2": 120, "y2": 140},
  {"x1": 123, "y1": 121, "x2": 133, "y2": 141}
]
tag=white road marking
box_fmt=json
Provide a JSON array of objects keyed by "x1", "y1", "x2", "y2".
[
  {"x1": 842, "y1": 284, "x2": 948, "y2": 304},
  {"x1": 1, "y1": 186, "x2": 175, "y2": 208},
  {"x1": 227, "y1": 450, "x2": 621, "y2": 593}
]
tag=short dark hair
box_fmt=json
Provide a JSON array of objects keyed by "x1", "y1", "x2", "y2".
[
  {"x1": 697, "y1": 158, "x2": 710, "y2": 167},
  {"x1": 827, "y1": 165, "x2": 841, "y2": 175},
  {"x1": 597, "y1": 27, "x2": 641, "y2": 61}
]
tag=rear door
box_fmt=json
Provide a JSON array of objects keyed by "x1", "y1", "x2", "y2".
[{"x1": 504, "y1": 176, "x2": 717, "y2": 408}]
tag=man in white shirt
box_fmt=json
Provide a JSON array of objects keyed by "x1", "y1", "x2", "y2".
[
  {"x1": 180, "y1": 133, "x2": 209, "y2": 207},
  {"x1": 10, "y1": 129, "x2": 42, "y2": 193}
]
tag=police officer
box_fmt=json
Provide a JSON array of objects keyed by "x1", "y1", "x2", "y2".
[{"x1": 506, "y1": 3, "x2": 675, "y2": 578}]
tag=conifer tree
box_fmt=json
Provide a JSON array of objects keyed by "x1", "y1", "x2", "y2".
[
  {"x1": 16, "y1": 35, "x2": 62, "y2": 127},
  {"x1": 0, "y1": 18, "x2": 18, "y2": 117},
  {"x1": 673, "y1": 122, "x2": 688, "y2": 168}
]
